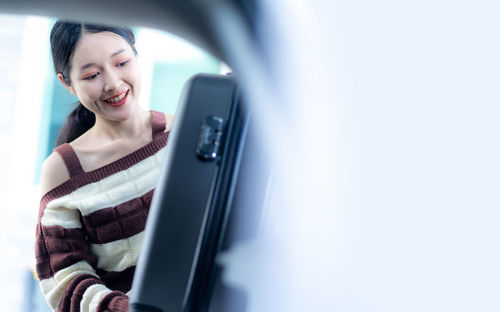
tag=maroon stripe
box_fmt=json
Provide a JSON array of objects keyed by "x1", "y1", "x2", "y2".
[
  {"x1": 36, "y1": 224, "x2": 97, "y2": 280},
  {"x1": 97, "y1": 291, "x2": 129, "y2": 312},
  {"x1": 57, "y1": 274, "x2": 102, "y2": 312},
  {"x1": 40, "y1": 130, "x2": 168, "y2": 209},
  {"x1": 152, "y1": 110, "x2": 166, "y2": 138},
  {"x1": 81, "y1": 190, "x2": 154, "y2": 244},
  {"x1": 97, "y1": 266, "x2": 136, "y2": 293},
  {"x1": 35, "y1": 223, "x2": 52, "y2": 279},
  {"x1": 54, "y1": 143, "x2": 85, "y2": 178}
]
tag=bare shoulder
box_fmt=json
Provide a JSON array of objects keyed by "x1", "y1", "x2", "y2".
[
  {"x1": 40, "y1": 151, "x2": 70, "y2": 197},
  {"x1": 164, "y1": 113, "x2": 175, "y2": 132}
]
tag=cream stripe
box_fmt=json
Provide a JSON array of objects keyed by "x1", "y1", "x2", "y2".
[
  {"x1": 40, "y1": 205, "x2": 82, "y2": 228},
  {"x1": 81, "y1": 284, "x2": 112, "y2": 312},
  {"x1": 90, "y1": 231, "x2": 144, "y2": 272},
  {"x1": 41, "y1": 148, "x2": 165, "y2": 228},
  {"x1": 39, "y1": 261, "x2": 99, "y2": 311}
]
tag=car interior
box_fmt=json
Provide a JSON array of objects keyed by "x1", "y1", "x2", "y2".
[
  {"x1": 0, "y1": 1, "x2": 268, "y2": 311},
  {"x1": 2, "y1": 1, "x2": 499, "y2": 312}
]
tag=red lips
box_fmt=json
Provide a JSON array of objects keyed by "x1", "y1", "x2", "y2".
[{"x1": 103, "y1": 90, "x2": 129, "y2": 107}]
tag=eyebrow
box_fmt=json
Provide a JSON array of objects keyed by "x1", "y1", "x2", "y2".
[{"x1": 79, "y1": 48, "x2": 126, "y2": 70}]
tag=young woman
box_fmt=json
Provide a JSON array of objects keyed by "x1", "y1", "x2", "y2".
[{"x1": 35, "y1": 21, "x2": 174, "y2": 311}]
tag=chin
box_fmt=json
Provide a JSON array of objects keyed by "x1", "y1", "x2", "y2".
[
  {"x1": 99, "y1": 103, "x2": 134, "y2": 122},
  {"x1": 112, "y1": 108, "x2": 134, "y2": 121}
]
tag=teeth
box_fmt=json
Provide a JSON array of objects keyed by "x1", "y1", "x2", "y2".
[{"x1": 106, "y1": 91, "x2": 127, "y2": 103}]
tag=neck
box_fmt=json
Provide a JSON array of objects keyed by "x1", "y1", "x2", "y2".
[{"x1": 91, "y1": 107, "x2": 150, "y2": 141}]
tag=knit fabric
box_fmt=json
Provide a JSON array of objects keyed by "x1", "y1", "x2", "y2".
[{"x1": 35, "y1": 111, "x2": 169, "y2": 312}]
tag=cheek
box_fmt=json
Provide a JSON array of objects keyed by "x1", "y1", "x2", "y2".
[
  {"x1": 75, "y1": 83, "x2": 102, "y2": 102},
  {"x1": 125, "y1": 68, "x2": 141, "y2": 91}
]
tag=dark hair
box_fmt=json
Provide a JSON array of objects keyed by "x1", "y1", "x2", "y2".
[{"x1": 51, "y1": 21, "x2": 137, "y2": 146}]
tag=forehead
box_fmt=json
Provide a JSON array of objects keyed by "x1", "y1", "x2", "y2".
[{"x1": 71, "y1": 32, "x2": 132, "y2": 67}]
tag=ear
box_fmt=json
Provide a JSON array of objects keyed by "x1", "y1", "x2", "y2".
[{"x1": 57, "y1": 73, "x2": 76, "y2": 95}]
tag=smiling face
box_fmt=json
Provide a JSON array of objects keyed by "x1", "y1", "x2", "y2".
[{"x1": 61, "y1": 31, "x2": 141, "y2": 122}]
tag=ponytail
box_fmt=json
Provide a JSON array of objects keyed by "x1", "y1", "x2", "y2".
[{"x1": 56, "y1": 103, "x2": 95, "y2": 146}]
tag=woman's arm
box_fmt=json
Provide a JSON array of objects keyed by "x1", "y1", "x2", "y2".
[
  {"x1": 40, "y1": 152, "x2": 70, "y2": 197},
  {"x1": 36, "y1": 154, "x2": 129, "y2": 312}
]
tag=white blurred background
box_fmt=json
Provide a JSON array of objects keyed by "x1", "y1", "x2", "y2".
[{"x1": 256, "y1": 1, "x2": 500, "y2": 311}]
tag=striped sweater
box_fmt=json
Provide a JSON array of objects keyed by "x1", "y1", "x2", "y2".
[{"x1": 35, "y1": 111, "x2": 169, "y2": 311}]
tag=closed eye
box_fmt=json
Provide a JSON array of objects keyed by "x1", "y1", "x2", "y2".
[
  {"x1": 83, "y1": 73, "x2": 99, "y2": 80},
  {"x1": 117, "y1": 60, "x2": 129, "y2": 67}
]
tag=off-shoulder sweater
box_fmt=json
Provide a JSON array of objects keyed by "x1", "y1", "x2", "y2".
[{"x1": 35, "y1": 110, "x2": 169, "y2": 312}]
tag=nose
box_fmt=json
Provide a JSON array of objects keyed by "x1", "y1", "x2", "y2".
[{"x1": 103, "y1": 69, "x2": 121, "y2": 92}]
